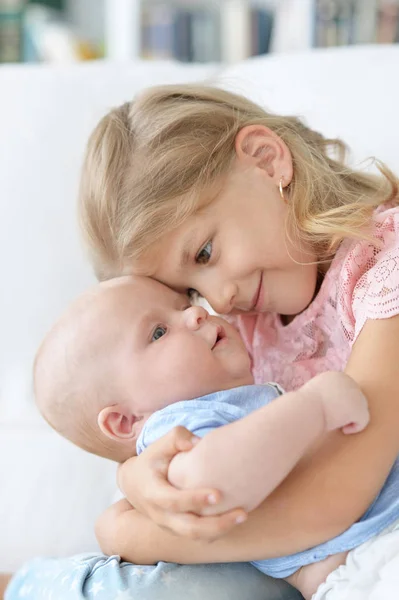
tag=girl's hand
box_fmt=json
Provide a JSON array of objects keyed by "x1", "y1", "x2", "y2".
[
  {"x1": 0, "y1": 574, "x2": 12, "y2": 599},
  {"x1": 118, "y1": 426, "x2": 246, "y2": 540}
]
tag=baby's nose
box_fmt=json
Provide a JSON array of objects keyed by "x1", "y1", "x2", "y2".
[{"x1": 184, "y1": 305, "x2": 209, "y2": 329}]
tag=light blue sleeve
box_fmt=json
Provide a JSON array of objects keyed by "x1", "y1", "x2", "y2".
[
  {"x1": 137, "y1": 384, "x2": 282, "y2": 455},
  {"x1": 137, "y1": 399, "x2": 239, "y2": 454}
]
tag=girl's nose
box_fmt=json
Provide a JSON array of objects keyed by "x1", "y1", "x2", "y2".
[
  {"x1": 183, "y1": 305, "x2": 209, "y2": 330},
  {"x1": 206, "y1": 283, "x2": 237, "y2": 315}
]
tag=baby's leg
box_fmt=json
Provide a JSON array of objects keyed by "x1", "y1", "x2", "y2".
[{"x1": 286, "y1": 552, "x2": 348, "y2": 600}]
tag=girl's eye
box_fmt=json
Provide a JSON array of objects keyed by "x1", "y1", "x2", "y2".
[
  {"x1": 151, "y1": 326, "x2": 167, "y2": 342},
  {"x1": 195, "y1": 240, "x2": 212, "y2": 265}
]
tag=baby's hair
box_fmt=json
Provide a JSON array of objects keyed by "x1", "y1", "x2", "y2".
[
  {"x1": 33, "y1": 285, "x2": 134, "y2": 463},
  {"x1": 79, "y1": 84, "x2": 398, "y2": 279}
]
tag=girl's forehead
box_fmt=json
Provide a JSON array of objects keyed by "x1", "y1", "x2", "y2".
[
  {"x1": 136, "y1": 219, "x2": 199, "y2": 273},
  {"x1": 126, "y1": 188, "x2": 223, "y2": 279}
]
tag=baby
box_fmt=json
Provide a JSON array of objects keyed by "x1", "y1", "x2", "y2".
[{"x1": 34, "y1": 275, "x2": 369, "y2": 599}]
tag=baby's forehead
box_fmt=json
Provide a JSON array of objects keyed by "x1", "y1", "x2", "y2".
[{"x1": 100, "y1": 274, "x2": 184, "y2": 308}]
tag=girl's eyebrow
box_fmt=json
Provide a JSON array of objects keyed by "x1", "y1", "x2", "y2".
[
  {"x1": 179, "y1": 233, "x2": 197, "y2": 268},
  {"x1": 180, "y1": 246, "x2": 191, "y2": 268},
  {"x1": 179, "y1": 223, "x2": 204, "y2": 268}
]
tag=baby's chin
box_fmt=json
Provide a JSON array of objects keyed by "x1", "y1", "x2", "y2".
[
  {"x1": 232, "y1": 370, "x2": 255, "y2": 388},
  {"x1": 204, "y1": 371, "x2": 255, "y2": 396}
]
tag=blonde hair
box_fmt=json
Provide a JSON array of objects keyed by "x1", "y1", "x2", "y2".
[{"x1": 79, "y1": 84, "x2": 398, "y2": 279}]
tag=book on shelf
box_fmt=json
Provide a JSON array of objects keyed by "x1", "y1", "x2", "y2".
[
  {"x1": 314, "y1": 0, "x2": 399, "y2": 47},
  {"x1": 0, "y1": 0, "x2": 23, "y2": 62},
  {"x1": 141, "y1": 2, "x2": 274, "y2": 63},
  {"x1": 251, "y1": 8, "x2": 273, "y2": 56},
  {"x1": 377, "y1": 0, "x2": 399, "y2": 43}
]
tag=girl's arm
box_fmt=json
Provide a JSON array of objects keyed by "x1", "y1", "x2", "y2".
[
  {"x1": 285, "y1": 314, "x2": 399, "y2": 527},
  {"x1": 96, "y1": 497, "x2": 347, "y2": 565},
  {"x1": 102, "y1": 316, "x2": 399, "y2": 564},
  {"x1": 168, "y1": 372, "x2": 368, "y2": 514},
  {"x1": 0, "y1": 575, "x2": 11, "y2": 600}
]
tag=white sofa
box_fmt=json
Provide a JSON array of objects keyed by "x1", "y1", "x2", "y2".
[{"x1": 1, "y1": 45, "x2": 398, "y2": 572}]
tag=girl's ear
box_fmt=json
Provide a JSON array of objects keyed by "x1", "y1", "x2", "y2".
[
  {"x1": 97, "y1": 405, "x2": 140, "y2": 442},
  {"x1": 235, "y1": 124, "x2": 293, "y2": 186}
]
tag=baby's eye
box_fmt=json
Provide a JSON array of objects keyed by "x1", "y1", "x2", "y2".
[
  {"x1": 196, "y1": 240, "x2": 212, "y2": 265},
  {"x1": 151, "y1": 326, "x2": 167, "y2": 342}
]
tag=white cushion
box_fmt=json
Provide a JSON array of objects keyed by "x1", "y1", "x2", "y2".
[{"x1": 0, "y1": 429, "x2": 116, "y2": 571}]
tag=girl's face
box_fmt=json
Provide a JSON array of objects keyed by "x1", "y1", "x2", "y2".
[{"x1": 146, "y1": 161, "x2": 319, "y2": 317}]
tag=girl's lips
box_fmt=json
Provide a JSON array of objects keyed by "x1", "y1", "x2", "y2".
[{"x1": 251, "y1": 274, "x2": 263, "y2": 311}]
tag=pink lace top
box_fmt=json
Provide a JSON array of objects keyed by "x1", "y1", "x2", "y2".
[{"x1": 231, "y1": 206, "x2": 399, "y2": 392}]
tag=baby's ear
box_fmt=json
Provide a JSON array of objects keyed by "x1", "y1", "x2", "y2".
[{"x1": 98, "y1": 405, "x2": 140, "y2": 442}]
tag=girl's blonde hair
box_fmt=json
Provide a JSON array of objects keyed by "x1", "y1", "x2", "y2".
[{"x1": 79, "y1": 84, "x2": 398, "y2": 279}]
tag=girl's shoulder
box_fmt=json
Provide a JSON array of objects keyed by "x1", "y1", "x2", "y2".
[{"x1": 335, "y1": 204, "x2": 399, "y2": 343}]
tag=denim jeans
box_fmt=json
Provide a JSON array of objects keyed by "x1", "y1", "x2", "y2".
[{"x1": 6, "y1": 554, "x2": 304, "y2": 600}]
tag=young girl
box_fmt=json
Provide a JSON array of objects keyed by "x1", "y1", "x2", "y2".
[
  {"x1": 79, "y1": 84, "x2": 399, "y2": 597},
  {"x1": 5, "y1": 84, "x2": 399, "y2": 600}
]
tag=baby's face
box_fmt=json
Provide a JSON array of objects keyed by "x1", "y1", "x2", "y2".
[{"x1": 113, "y1": 276, "x2": 253, "y2": 419}]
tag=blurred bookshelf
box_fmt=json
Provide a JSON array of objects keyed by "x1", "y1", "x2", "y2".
[
  {"x1": 138, "y1": 1, "x2": 274, "y2": 62},
  {"x1": 104, "y1": 0, "x2": 399, "y2": 62},
  {"x1": 314, "y1": 0, "x2": 399, "y2": 46},
  {"x1": 1, "y1": 0, "x2": 399, "y2": 64}
]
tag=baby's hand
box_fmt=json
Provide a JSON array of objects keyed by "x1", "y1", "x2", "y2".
[
  {"x1": 118, "y1": 427, "x2": 245, "y2": 540},
  {"x1": 303, "y1": 372, "x2": 370, "y2": 435}
]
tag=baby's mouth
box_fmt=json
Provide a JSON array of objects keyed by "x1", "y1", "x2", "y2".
[{"x1": 212, "y1": 326, "x2": 226, "y2": 350}]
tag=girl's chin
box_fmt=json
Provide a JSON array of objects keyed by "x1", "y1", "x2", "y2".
[{"x1": 230, "y1": 307, "x2": 266, "y2": 316}]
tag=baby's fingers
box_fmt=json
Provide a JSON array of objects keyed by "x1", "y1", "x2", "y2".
[{"x1": 163, "y1": 509, "x2": 248, "y2": 541}]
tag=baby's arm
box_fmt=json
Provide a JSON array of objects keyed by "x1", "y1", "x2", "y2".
[{"x1": 168, "y1": 372, "x2": 369, "y2": 514}]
